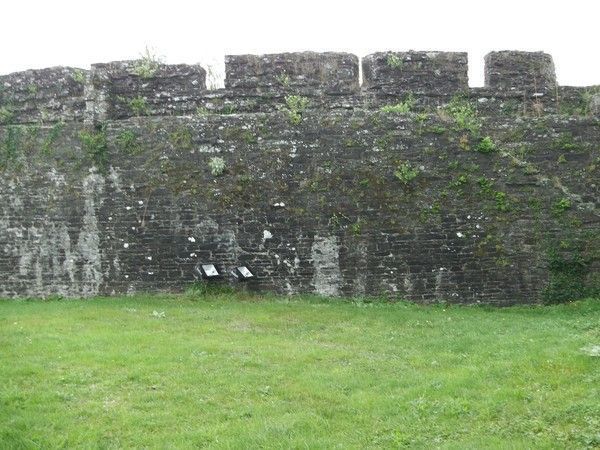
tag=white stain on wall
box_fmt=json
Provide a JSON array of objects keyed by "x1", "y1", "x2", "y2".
[
  {"x1": 77, "y1": 172, "x2": 105, "y2": 296},
  {"x1": 311, "y1": 234, "x2": 342, "y2": 297}
]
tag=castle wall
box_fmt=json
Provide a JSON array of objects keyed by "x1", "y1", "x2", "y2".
[{"x1": 1, "y1": 51, "x2": 598, "y2": 303}]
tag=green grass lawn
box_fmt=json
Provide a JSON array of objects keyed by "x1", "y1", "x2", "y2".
[{"x1": 0, "y1": 293, "x2": 598, "y2": 449}]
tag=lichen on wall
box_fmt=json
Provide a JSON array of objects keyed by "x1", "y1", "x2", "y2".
[{"x1": 0, "y1": 50, "x2": 598, "y2": 303}]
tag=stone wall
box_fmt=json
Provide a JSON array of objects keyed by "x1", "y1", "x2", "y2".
[{"x1": 0, "y1": 51, "x2": 598, "y2": 304}]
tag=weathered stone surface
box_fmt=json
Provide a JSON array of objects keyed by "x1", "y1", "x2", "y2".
[
  {"x1": 86, "y1": 61, "x2": 206, "y2": 121},
  {"x1": 0, "y1": 50, "x2": 598, "y2": 304},
  {"x1": 0, "y1": 67, "x2": 87, "y2": 124},
  {"x1": 484, "y1": 51, "x2": 556, "y2": 93},
  {"x1": 362, "y1": 51, "x2": 468, "y2": 97},
  {"x1": 225, "y1": 52, "x2": 359, "y2": 95},
  {"x1": 590, "y1": 93, "x2": 600, "y2": 116}
]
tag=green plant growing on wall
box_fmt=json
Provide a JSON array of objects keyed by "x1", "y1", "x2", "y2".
[
  {"x1": 449, "y1": 174, "x2": 469, "y2": 189},
  {"x1": 0, "y1": 125, "x2": 23, "y2": 170},
  {"x1": 523, "y1": 163, "x2": 538, "y2": 175},
  {"x1": 242, "y1": 130, "x2": 258, "y2": 144},
  {"x1": 170, "y1": 126, "x2": 193, "y2": 149},
  {"x1": 129, "y1": 96, "x2": 150, "y2": 116},
  {"x1": 328, "y1": 213, "x2": 341, "y2": 228},
  {"x1": 558, "y1": 86, "x2": 600, "y2": 116},
  {"x1": 579, "y1": 87, "x2": 600, "y2": 116},
  {"x1": 380, "y1": 94, "x2": 414, "y2": 114},
  {"x1": 465, "y1": 162, "x2": 480, "y2": 173},
  {"x1": 351, "y1": 219, "x2": 362, "y2": 235},
  {"x1": 71, "y1": 69, "x2": 86, "y2": 84},
  {"x1": 0, "y1": 106, "x2": 14, "y2": 125},
  {"x1": 426, "y1": 124, "x2": 447, "y2": 135},
  {"x1": 221, "y1": 104, "x2": 237, "y2": 115},
  {"x1": 494, "y1": 191, "x2": 510, "y2": 212},
  {"x1": 38, "y1": 107, "x2": 51, "y2": 125},
  {"x1": 344, "y1": 138, "x2": 357, "y2": 147},
  {"x1": 394, "y1": 161, "x2": 419, "y2": 185},
  {"x1": 208, "y1": 156, "x2": 226, "y2": 176},
  {"x1": 554, "y1": 198, "x2": 572, "y2": 212},
  {"x1": 42, "y1": 121, "x2": 65, "y2": 154},
  {"x1": 116, "y1": 130, "x2": 142, "y2": 154},
  {"x1": 386, "y1": 54, "x2": 403, "y2": 69},
  {"x1": 374, "y1": 133, "x2": 392, "y2": 151},
  {"x1": 476, "y1": 136, "x2": 496, "y2": 154},
  {"x1": 445, "y1": 96, "x2": 481, "y2": 135},
  {"x1": 131, "y1": 47, "x2": 163, "y2": 79},
  {"x1": 195, "y1": 106, "x2": 209, "y2": 116},
  {"x1": 552, "y1": 132, "x2": 581, "y2": 152},
  {"x1": 275, "y1": 73, "x2": 291, "y2": 87},
  {"x1": 283, "y1": 95, "x2": 309, "y2": 125},
  {"x1": 447, "y1": 161, "x2": 460, "y2": 170},
  {"x1": 80, "y1": 126, "x2": 108, "y2": 172}
]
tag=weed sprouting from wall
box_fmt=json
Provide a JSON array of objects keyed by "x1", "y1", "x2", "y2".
[
  {"x1": 80, "y1": 126, "x2": 108, "y2": 173},
  {"x1": 276, "y1": 73, "x2": 291, "y2": 87},
  {"x1": 394, "y1": 161, "x2": 419, "y2": 185},
  {"x1": 0, "y1": 106, "x2": 14, "y2": 125},
  {"x1": 71, "y1": 69, "x2": 86, "y2": 84},
  {"x1": 41, "y1": 121, "x2": 65, "y2": 154},
  {"x1": 0, "y1": 125, "x2": 23, "y2": 170},
  {"x1": 116, "y1": 130, "x2": 141, "y2": 155},
  {"x1": 380, "y1": 94, "x2": 414, "y2": 114},
  {"x1": 444, "y1": 96, "x2": 481, "y2": 136},
  {"x1": 131, "y1": 47, "x2": 163, "y2": 79},
  {"x1": 553, "y1": 198, "x2": 572, "y2": 212},
  {"x1": 494, "y1": 191, "x2": 510, "y2": 212},
  {"x1": 170, "y1": 126, "x2": 193, "y2": 149},
  {"x1": 208, "y1": 156, "x2": 226, "y2": 176},
  {"x1": 282, "y1": 95, "x2": 309, "y2": 125},
  {"x1": 129, "y1": 96, "x2": 150, "y2": 116},
  {"x1": 386, "y1": 54, "x2": 404, "y2": 69},
  {"x1": 476, "y1": 136, "x2": 496, "y2": 154}
]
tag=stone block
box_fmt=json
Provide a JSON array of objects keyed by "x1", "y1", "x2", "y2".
[
  {"x1": 87, "y1": 60, "x2": 206, "y2": 121},
  {"x1": 484, "y1": 51, "x2": 556, "y2": 93},
  {"x1": 0, "y1": 67, "x2": 87, "y2": 124},
  {"x1": 225, "y1": 52, "x2": 359, "y2": 95},
  {"x1": 362, "y1": 51, "x2": 468, "y2": 96}
]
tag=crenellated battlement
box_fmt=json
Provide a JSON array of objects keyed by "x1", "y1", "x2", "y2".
[
  {"x1": 0, "y1": 50, "x2": 598, "y2": 303},
  {"x1": 0, "y1": 67, "x2": 86, "y2": 124},
  {"x1": 225, "y1": 52, "x2": 359, "y2": 95},
  {"x1": 86, "y1": 60, "x2": 206, "y2": 122},
  {"x1": 362, "y1": 51, "x2": 469, "y2": 96},
  {"x1": 484, "y1": 51, "x2": 556, "y2": 92},
  {"x1": 1, "y1": 50, "x2": 599, "y2": 125}
]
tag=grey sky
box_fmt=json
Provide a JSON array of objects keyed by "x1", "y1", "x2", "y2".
[{"x1": 1, "y1": 0, "x2": 598, "y2": 87}]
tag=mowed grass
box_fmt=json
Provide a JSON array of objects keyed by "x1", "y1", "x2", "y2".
[{"x1": 0, "y1": 293, "x2": 598, "y2": 449}]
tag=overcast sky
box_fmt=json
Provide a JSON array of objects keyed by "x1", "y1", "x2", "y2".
[{"x1": 1, "y1": 0, "x2": 598, "y2": 87}]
